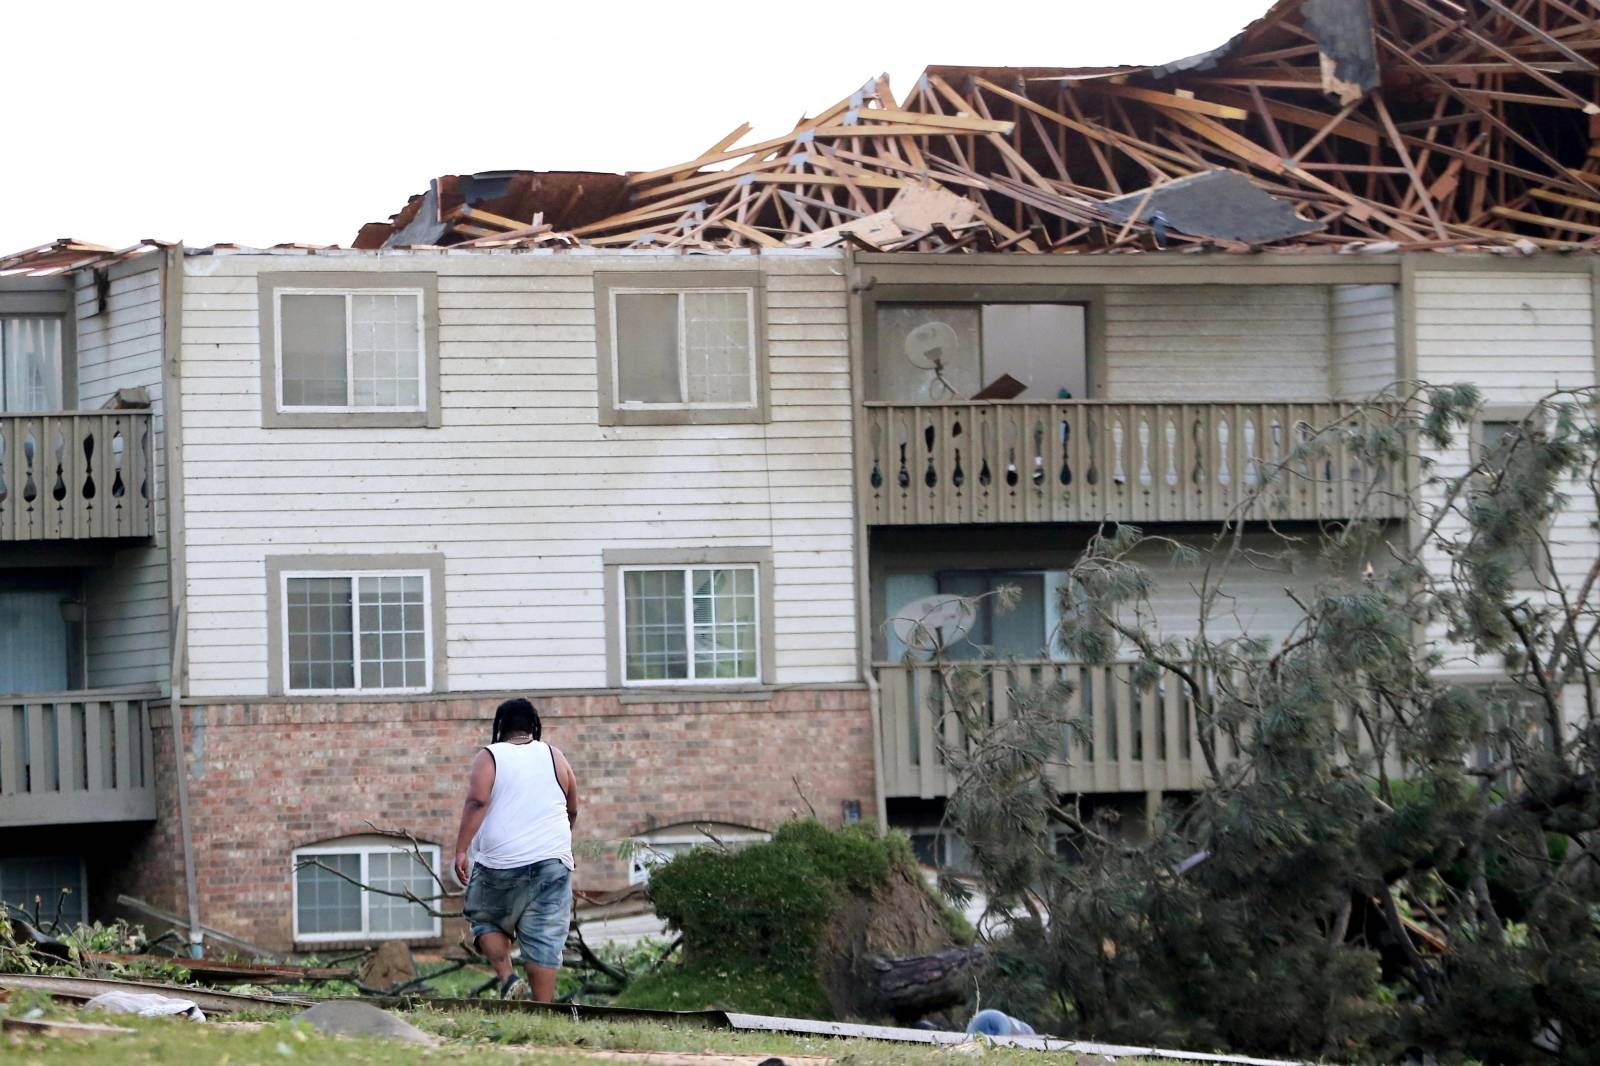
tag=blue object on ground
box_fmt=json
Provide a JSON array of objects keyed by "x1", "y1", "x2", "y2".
[{"x1": 966, "y1": 1009, "x2": 1036, "y2": 1037}]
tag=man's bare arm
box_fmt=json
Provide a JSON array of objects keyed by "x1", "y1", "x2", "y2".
[
  {"x1": 452, "y1": 749, "x2": 496, "y2": 885},
  {"x1": 552, "y1": 746, "x2": 579, "y2": 827}
]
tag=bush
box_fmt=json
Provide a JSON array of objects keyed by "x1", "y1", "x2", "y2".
[{"x1": 635, "y1": 819, "x2": 916, "y2": 1016}]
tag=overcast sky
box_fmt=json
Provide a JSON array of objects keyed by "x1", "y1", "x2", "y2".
[{"x1": 2, "y1": 0, "x2": 1270, "y2": 253}]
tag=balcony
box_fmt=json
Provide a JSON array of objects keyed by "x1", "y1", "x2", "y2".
[
  {"x1": 861, "y1": 401, "x2": 1406, "y2": 527},
  {"x1": 0, "y1": 688, "x2": 158, "y2": 827},
  {"x1": 877, "y1": 660, "x2": 1229, "y2": 799},
  {"x1": 0, "y1": 412, "x2": 155, "y2": 542},
  {"x1": 876, "y1": 660, "x2": 1404, "y2": 800}
]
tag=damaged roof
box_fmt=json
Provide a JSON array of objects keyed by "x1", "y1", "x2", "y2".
[
  {"x1": 354, "y1": 0, "x2": 1600, "y2": 255},
  {"x1": 0, "y1": 239, "x2": 169, "y2": 277}
]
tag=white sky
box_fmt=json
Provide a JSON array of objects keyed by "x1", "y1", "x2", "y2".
[{"x1": 1, "y1": 0, "x2": 1270, "y2": 253}]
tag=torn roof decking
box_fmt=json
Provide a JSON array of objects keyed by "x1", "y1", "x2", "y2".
[{"x1": 355, "y1": 0, "x2": 1600, "y2": 256}]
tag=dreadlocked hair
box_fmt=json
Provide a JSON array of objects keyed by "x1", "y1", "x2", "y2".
[{"x1": 491, "y1": 697, "x2": 542, "y2": 744}]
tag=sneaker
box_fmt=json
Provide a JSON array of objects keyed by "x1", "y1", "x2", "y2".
[{"x1": 499, "y1": 974, "x2": 529, "y2": 1000}]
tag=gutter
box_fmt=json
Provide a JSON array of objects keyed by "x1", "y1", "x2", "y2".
[{"x1": 159, "y1": 244, "x2": 202, "y2": 959}]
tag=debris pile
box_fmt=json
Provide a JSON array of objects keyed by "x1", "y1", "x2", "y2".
[{"x1": 355, "y1": 0, "x2": 1600, "y2": 255}]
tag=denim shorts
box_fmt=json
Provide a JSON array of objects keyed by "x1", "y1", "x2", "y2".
[{"x1": 463, "y1": 858, "x2": 573, "y2": 969}]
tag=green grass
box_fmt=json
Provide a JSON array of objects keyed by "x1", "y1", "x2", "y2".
[
  {"x1": 4, "y1": 996, "x2": 1188, "y2": 1065},
  {"x1": 611, "y1": 959, "x2": 831, "y2": 1016}
]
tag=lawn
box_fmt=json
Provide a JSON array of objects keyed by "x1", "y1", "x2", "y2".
[{"x1": 3, "y1": 996, "x2": 1189, "y2": 1065}]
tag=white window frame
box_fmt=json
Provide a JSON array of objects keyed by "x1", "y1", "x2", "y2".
[
  {"x1": 617, "y1": 563, "x2": 762, "y2": 687},
  {"x1": 273, "y1": 288, "x2": 427, "y2": 415},
  {"x1": 291, "y1": 840, "x2": 442, "y2": 943},
  {"x1": 280, "y1": 568, "x2": 434, "y2": 695},
  {"x1": 627, "y1": 825, "x2": 771, "y2": 886},
  {"x1": 607, "y1": 287, "x2": 759, "y2": 412}
]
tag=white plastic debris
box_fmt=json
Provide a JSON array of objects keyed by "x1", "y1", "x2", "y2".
[{"x1": 83, "y1": 990, "x2": 206, "y2": 1022}]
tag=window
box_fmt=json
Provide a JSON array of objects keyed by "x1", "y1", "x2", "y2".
[
  {"x1": 276, "y1": 290, "x2": 422, "y2": 410},
  {"x1": 258, "y1": 272, "x2": 440, "y2": 429},
  {"x1": 266, "y1": 554, "x2": 447, "y2": 696},
  {"x1": 1474, "y1": 413, "x2": 1550, "y2": 587},
  {"x1": 283, "y1": 572, "x2": 428, "y2": 693},
  {"x1": 622, "y1": 566, "x2": 759, "y2": 683},
  {"x1": 626, "y1": 823, "x2": 769, "y2": 886},
  {"x1": 874, "y1": 301, "x2": 1089, "y2": 402},
  {"x1": 0, "y1": 317, "x2": 64, "y2": 412},
  {"x1": 595, "y1": 271, "x2": 766, "y2": 426},
  {"x1": 292, "y1": 838, "x2": 441, "y2": 942},
  {"x1": 1, "y1": 856, "x2": 86, "y2": 929},
  {"x1": 603, "y1": 547, "x2": 775, "y2": 688}
]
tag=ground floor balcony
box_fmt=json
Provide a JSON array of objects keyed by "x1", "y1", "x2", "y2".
[
  {"x1": 861, "y1": 401, "x2": 1405, "y2": 527},
  {"x1": 0, "y1": 411, "x2": 154, "y2": 542},
  {"x1": 0, "y1": 688, "x2": 158, "y2": 827}
]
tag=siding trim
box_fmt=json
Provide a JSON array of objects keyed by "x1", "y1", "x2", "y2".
[{"x1": 601, "y1": 545, "x2": 776, "y2": 689}]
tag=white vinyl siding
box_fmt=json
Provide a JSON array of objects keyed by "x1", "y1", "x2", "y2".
[
  {"x1": 1331, "y1": 283, "x2": 1398, "y2": 400},
  {"x1": 178, "y1": 252, "x2": 856, "y2": 695},
  {"x1": 1101, "y1": 284, "x2": 1332, "y2": 401},
  {"x1": 275, "y1": 289, "x2": 424, "y2": 412},
  {"x1": 292, "y1": 840, "x2": 441, "y2": 942},
  {"x1": 74, "y1": 256, "x2": 170, "y2": 691},
  {"x1": 1414, "y1": 270, "x2": 1596, "y2": 677}
]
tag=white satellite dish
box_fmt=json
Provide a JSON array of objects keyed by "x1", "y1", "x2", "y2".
[
  {"x1": 903, "y1": 320, "x2": 960, "y2": 371},
  {"x1": 890, "y1": 594, "x2": 977, "y2": 654}
]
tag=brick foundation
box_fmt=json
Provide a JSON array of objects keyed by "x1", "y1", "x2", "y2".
[{"x1": 131, "y1": 687, "x2": 874, "y2": 953}]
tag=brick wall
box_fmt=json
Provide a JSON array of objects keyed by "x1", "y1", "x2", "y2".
[{"x1": 132, "y1": 688, "x2": 874, "y2": 953}]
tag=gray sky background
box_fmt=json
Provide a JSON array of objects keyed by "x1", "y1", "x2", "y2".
[{"x1": 2, "y1": 0, "x2": 1270, "y2": 253}]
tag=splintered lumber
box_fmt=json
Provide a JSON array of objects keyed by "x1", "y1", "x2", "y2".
[{"x1": 356, "y1": 0, "x2": 1600, "y2": 256}]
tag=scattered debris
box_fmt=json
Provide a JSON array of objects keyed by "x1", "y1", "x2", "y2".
[
  {"x1": 359, "y1": 941, "x2": 416, "y2": 992},
  {"x1": 1, "y1": 1015, "x2": 136, "y2": 1039},
  {"x1": 293, "y1": 1000, "x2": 436, "y2": 1046},
  {"x1": 966, "y1": 1010, "x2": 1035, "y2": 1037},
  {"x1": 83, "y1": 990, "x2": 206, "y2": 1022},
  {"x1": 0, "y1": 973, "x2": 311, "y2": 1013}
]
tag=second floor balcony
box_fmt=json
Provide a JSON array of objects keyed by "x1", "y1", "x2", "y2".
[
  {"x1": 0, "y1": 687, "x2": 159, "y2": 828},
  {"x1": 0, "y1": 411, "x2": 154, "y2": 542},
  {"x1": 861, "y1": 400, "x2": 1407, "y2": 527}
]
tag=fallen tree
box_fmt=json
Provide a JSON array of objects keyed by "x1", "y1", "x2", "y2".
[{"x1": 926, "y1": 385, "x2": 1600, "y2": 1063}]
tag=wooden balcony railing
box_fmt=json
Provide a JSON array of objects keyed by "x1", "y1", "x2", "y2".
[
  {"x1": 862, "y1": 401, "x2": 1406, "y2": 526},
  {"x1": 877, "y1": 659, "x2": 1233, "y2": 799},
  {"x1": 0, "y1": 689, "x2": 158, "y2": 827},
  {"x1": 876, "y1": 660, "x2": 1404, "y2": 800},
  {"x1": 0, "y1": 411, "x2": 154, "y2": 541}
]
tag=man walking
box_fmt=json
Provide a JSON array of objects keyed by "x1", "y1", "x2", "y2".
[{"x1": 454, "y1": 697, "x2": 578, "y2": 1001}]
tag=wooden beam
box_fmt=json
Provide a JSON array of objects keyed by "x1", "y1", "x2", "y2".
[
  {"x1": 855, "y1": 108, "x2": 1014, "y2": 134},
  {"x1": 1089, "y1": 82, "x2": 1251, "y2": 121}
]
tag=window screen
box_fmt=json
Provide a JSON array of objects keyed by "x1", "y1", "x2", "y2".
[
  {"x1": 365, "y1": 850, "x2": 436, "y2": 935},
  {"x1": 357, "y1": 575, "x2": 427, "y2": 690},
  {"x1": 615, "y1": 293, "x2": 680, "y2": 403},
  {"x1": 278, "y1": 292, "x2": 421, "y2": 410},
  {"x1": 0, "y1": 317, "x2": 64, "y2": 412},
  {"x1": 1, "y1": 856, "x2": 85, "y2": 928},
  {"x1": 280, "y1": 294, "x2": 348, "y2": 407},
  {"x1": 285, "y1": 572, "x2": 428, "y2": 692},
  {"x1": 623, "y1": 566, "x2": 758, "y2": 682},
  {"x1": 294, "y1": 852, "x2": 362, "y2": 935},
  {"x1": 287, "y1": 577, "x2": 355, "y2": 691},
  {"x1": 613, "y1": 290, "x2": 753, "y2": 407}
]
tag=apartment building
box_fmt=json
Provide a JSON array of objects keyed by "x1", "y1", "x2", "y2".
[{"x1": 1, "y1": 242, "x2": 173, "y2": 926}]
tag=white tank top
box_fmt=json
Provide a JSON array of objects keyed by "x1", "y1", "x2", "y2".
[{"x1": 470, "y1": 740, "x2": 574, "y2": 870}]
